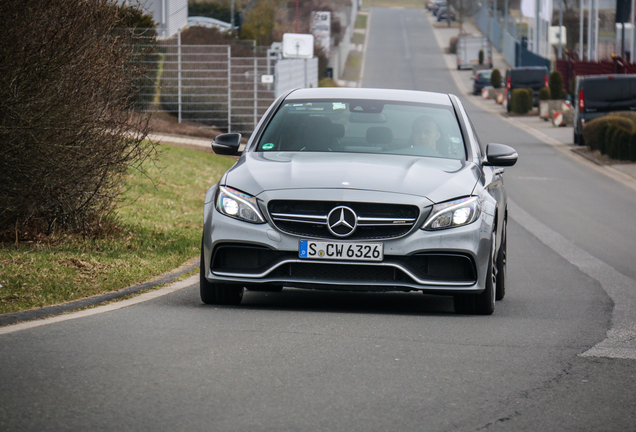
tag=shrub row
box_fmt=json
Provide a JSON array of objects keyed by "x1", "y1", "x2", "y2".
[
  {"x1": 490, "y1": 68, "x2": 502, "y2": 88},
  {"x1": 510, "y1": 88, "x2": 533, "y2": 114},
  {"x1": 549, "y1": 70, "x2": 567, "y2": 100},
  {"x1": 583, "y1": 112, "x2": 636, "y2": 161},
  {"x1": 539, "y1": 86, "x2": 551, "y2": 101}
]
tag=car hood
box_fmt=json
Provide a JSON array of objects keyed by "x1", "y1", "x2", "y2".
[{"x1": 223, "y1": 152, "x2": 481, "y2": 203}]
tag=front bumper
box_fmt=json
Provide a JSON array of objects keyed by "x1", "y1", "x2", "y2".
[{"x1": 203, "y1": 189, "x2": 494, "y2": 295}]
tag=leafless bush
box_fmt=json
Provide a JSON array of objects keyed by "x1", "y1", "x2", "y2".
[{"x1": 0, "y1": 0, "x2": 156, "y2": 240}]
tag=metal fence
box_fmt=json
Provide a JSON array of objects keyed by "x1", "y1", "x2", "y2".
[
  {"x1": 556, "y1": 58, "x2": 636, "y2": 94},
  {"x1": 134, "y1": 40, "x2": 281, "y2": 136},
  {"x1": 503, "y1": 30, "x2": 517, "y2": 67},
  {"x1": 490, "y1": 17, "x2": 502, "y2": 52},
  {"x1": 473, "y1": 4, "x2": 552, "y2": 69}
]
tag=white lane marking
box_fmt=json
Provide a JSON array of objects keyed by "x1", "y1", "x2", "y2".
[
  {"x1": 0, "y1": 275, "x2": 199, "y2": 335},
  {"x1": 509, "y1": 201, "x2": 636, "y2": 360},
  {"x1": 358, "y1": 11, "x2": 372, "y2": 87},
  {"x1": 401, "y1": 15, "x2": 411, "y2": 60}
]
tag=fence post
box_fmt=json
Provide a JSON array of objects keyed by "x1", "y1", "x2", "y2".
[
  {"x1": 254, "y1": 57, "x2": 258, "y2": 131},
  {"x1": 178, "y1": 29, "x2": 182, "y2": 123},
  {"x1": 228, "y1": 46, "x2": 232, "y2": 133}
]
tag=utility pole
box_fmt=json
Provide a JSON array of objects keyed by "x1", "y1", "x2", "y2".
[
  {"x1": 558, "y1": 0, "x2": 563, "y2": 59},
  {"x1": 579, "y1": 0, "x2": 584, "y2": 59},
  {"x1": 230, "y1": 0, "x2": 235, "y2": 35},
  {"x1": 535, "y1": 0, "x2": 540, "y2": 54},
  {"x1": 587, "y1": 0, "x2": 592, "y2": 59},
  {"x1": 632, "y1": 0, "x2": 635, "y2": 62},
  {"x1": 594, "y1": 0, "x2": 599, "y2": 60},
  {"x1": 504, "y1": 0, "x2": 508, "y2": 35}
]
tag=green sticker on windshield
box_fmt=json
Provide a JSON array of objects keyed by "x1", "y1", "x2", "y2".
[{"x1": 262, "y1": 143, "x2": 274, "y2": 150}]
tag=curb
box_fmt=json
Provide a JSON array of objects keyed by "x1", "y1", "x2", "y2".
[{"x1": 0, "y1": 258, "x2": 199, "y2": 327}]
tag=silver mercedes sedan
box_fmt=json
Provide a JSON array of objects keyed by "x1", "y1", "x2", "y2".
[{"x1": 201, "y1": 88, "x2": 517, "y2": 315}]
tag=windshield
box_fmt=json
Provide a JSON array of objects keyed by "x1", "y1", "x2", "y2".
[
  {"x1": 511, "y1": 69, "x2": 546, "y2": 86},
  {"x1": 584, "y1": 79, "x2": 636, "y2": 112},
  {"x1": 255, "y1": 99, "x2": 466, "y2": 160},
  {"x1": 477, "y1": 71, "x2": 491, "y2": 81}
]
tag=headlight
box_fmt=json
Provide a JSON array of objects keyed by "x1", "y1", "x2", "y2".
[
  {"x1": 215, "y1": 186, "x2": 265, "y2": 223},
  {"x1": 422, "y1": 196, "x2": 481, "y2": 230}
]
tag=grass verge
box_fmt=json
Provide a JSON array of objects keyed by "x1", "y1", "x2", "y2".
[
  {"x1": 355, "y1": 13, "x2": 368, "y2": 29},
  {"x1": 0, "y1": 144, "x2": 235, "y2": 315}
]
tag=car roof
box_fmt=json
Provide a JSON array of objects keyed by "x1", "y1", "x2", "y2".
[
  {"x1": 285, "y1": 87, "x2": 454, "y2": 107},
  {"x1": 579, "y1": 74, "x2": 636, "y2": 81},
  {"x1": 510, "y1": 66, "x2": 548, "y2": 70}
]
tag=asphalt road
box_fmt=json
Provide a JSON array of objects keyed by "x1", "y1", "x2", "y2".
[{"x1": 1, "y1": 6, "x2": 635, "y2": 432}]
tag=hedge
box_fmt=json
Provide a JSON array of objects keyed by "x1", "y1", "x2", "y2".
[
  {"x1": 549, "y1": 71, "x2": 566, "y2": 100},
  {"x1": 511, "y1": 88, "x2": 533, "y2": 114},
  {"x1": 583, "y1": 112, "x2": 636, "y2": 161},
  {"x1": 491, "y1": 68, "x2": 502, "y2": 89},
  {"x1": 538, "y1": 86, "x2": 551, "y2": 101},
  {"x1": 583, "y1": 115, "x2": 634, "y2": 153}
]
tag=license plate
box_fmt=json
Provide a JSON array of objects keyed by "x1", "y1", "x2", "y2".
[{"x1": 299, "y1": 240, "x2": 383, "y2": 262}]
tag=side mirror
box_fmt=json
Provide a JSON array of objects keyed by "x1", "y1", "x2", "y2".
[
  {"x1": 484, "y1": 143, "x2": 518, "y2": 167},
  {"x1": 212, "y1": 133, "x2": 242, "y2": 155}
]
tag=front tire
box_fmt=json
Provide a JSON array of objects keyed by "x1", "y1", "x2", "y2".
[
  {"x1": 454, "y1": 233, "x2": 496, "y2": 315},
  {"x1": 200, "y1": 239, "x2": 244, "y2": 305},
  {"x1": 495, "y1": 220, "x2": 507, "y2": 301}
]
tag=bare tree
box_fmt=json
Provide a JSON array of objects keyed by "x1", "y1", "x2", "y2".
[
  {"x1": 449, "y1": 0, "x2": 481, "y2": 35},
  {"x1": 0, "y1": 0, "x2": 156, "y2": 240}
]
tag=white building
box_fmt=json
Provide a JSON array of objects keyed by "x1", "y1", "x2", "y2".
[{"x1": 122, "y1": 0, "x2": 188, "y2": 39}]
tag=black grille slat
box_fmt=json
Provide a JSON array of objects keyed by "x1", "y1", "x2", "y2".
[
  {"x1": 268, "y1": 200, "x2": 422, "y2": 240},
  {"x1": 281, "y1": 263, "x2": 396, "y2": 282},
  {"x1": 272, "y1": 254, "x2": 475, "y2": 284}
]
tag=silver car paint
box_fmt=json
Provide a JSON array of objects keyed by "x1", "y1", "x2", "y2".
[
  {"x1": 203, "y1": 88, "x2": 510, "y2": 297},
  {"x1": 203, "y1": 185, "x2": 494, "y2": 293},
  {"x1": 224, "y1": 152, "x2": 481, "y2": 204}
]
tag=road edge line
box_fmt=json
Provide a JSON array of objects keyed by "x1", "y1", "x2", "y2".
[
  {"x1": 0, "y1": 275, "x2": 199, "y2": 335},
  {"x1": 509, "y1": 200, "x2": 636, "y2": 360}
]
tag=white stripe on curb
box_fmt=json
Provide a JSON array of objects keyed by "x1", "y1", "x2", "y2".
[{"x1": 0, "y1": 275, "x2": 199, "y2": 335}]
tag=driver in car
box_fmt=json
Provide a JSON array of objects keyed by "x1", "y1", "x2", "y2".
[{"x1": 409, "y1": 116, "x2": 441, "y2": 153}]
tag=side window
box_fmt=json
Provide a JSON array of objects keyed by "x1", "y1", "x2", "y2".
[
  {"x1": 453, "y1": 98, "x2": 483, "y2": 159},
  {"x1": 467, "y1": 117, "x2": 484, "y2": 157}
]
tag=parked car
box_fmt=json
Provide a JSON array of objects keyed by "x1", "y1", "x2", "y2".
[
  {"x1": 573, "y1": 74, "x2": 636, "y2": 146},
  {"x1": 432, "y1": 1, "x2": 446, "y2": 15},
  {"x1": 505, "y1": 66, "x2": 549, "y2": 112},
  {"x1": 201, "y1": 87, "x2": 518, "y2": 315},
  {"x1": 437, "y1": 6, "x2": 456, "y2": 21},
  {"x1": 473, "y1": 69, "x2": 493, "y2": 95},
  {"x1": 426, "y1": 0, "x2": 436, "y2": 10}
]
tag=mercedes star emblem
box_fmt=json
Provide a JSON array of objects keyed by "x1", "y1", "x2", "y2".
[{"x1": 327, "y1": 206, "x2": 357, "y2": 237}]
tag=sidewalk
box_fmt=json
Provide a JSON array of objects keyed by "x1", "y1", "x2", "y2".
[
  {"x1": 429, "y1": 13, "x2": 636, "y2": 187},
  {"x1": 147, "y1": 132, "x2": 212, "y2": 150},
  {"x1": 147, "y1": 132, "x2": 246, "y2": 153}
]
